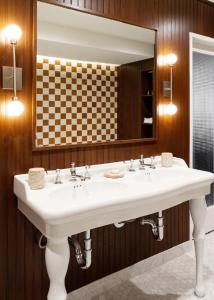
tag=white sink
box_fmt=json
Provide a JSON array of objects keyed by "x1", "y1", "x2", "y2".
[
  {"x1": 49, "y1": 181, "x2": 129, "y2": 207},
  {"x1": 14, "y1": 157, "x2": 214, "y2": 237},
  {"x1": 14, "y1": 156, "x2": 214, "y2": 300},
  {"x1": 132, "y1": 167, "x2": 202, "y2": 184}
]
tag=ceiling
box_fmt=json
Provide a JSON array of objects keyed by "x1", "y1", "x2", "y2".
[{"x1": 37, "y1": 2, "x2": 156, "y2": 65}]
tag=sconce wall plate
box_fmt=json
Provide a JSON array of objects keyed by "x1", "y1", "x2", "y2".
[
  {"x1": 2, "y1": 66, "x2": 22, "y2": 90},
  {"x1": 163, "y1": 81, "x2": 171, "y2": 98}
]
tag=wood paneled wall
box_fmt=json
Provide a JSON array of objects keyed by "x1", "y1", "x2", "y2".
[{"x1": 0, "y1": 0, "x2": 214, "y2": 299}]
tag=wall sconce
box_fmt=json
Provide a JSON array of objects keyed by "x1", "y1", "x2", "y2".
[
  {"x1": 2, "y1": 24, "x2": 24, "y2": 117},
  {"x1": 158, "y1": 53, "x2": 178, "y2": 116},
  {"x1": 166, "y1": 54, "x2": 177, "y2": 115}
]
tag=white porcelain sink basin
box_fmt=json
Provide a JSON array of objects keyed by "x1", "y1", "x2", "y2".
[
  {"x1": 14, "y1": 157, "x2": 214, "y2": 237},
  {"x1": 49, "y1": 181, "x2": 129, "y2": 207},
  {"x1": 131, "y1": 167, "x2": 199, "y2": 184}
]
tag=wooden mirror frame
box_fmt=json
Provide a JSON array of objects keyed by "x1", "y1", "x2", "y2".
[{"x1": 32, "y1": 0, "x2": 158, "y2": 152}]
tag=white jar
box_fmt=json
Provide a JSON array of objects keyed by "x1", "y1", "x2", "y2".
[
  {"x1": 161, "y1": 152, "x2": 173, "y2": 167},
  {"x1": 28, "y1": 168, "x2": 45, "y2": 190}
]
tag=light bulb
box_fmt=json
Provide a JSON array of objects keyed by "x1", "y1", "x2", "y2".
[
  {"x1": 166, "y1": 103, "x2": 177, "y2": 115},
  {"x1": 157, "y1": 55, "x2": 167, "y2": 66},
  {"x1": 166, "y1": 53, "x2": 177, "y2": 66},
  {"x1": 158, "y1": 104, "x2": 167, "y2": 116},
  {"x1": 3, "y1": 24, "x2": 22, "y2": 43},
  {"x1": 6, "y1": 98, "x2": 24, "y2": 117}
]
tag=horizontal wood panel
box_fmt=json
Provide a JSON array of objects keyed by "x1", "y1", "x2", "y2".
[{"x1": 0, "y1": 0, "x2": 214, "y2": 299}]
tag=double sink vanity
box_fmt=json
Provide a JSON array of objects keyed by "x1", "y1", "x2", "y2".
[{"x1": 14, "y1": 156, "x2": 214, "y2": 300}]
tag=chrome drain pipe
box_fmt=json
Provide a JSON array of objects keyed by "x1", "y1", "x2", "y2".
[
  {"x1": 69, "y1": 230, "x2": 92, "y2": 269},
  {"x1": 141, "y1": 211, "x2": 164, "y2": 241}
]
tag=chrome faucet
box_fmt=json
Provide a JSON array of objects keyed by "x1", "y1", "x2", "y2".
[
  {"x1": 70, "y1": 162, "x2": 78, "y2": 182},
  {"x1": 139, "y1": 155, "x2": 156, "y2": 169},
  {"x1": 150, "y1": 156, "x2": 156, "y2": 169},
  {"x1": 55, "y1": 169, "x2": 62, "y2": 184},
  {"x1": 139, "y1": 155, "x2": 145, "y2": 170},
  {"x1": 84, "y1": 165, "x2": 91, "y2": 180},
  {"x1": 70, "y1": 162, "x2": 91, "y2": 182},
  {"x1": 128, "y1": 159, "x2": 136, "y2": 172}
]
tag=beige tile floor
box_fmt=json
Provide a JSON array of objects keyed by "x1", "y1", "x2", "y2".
[{"x1": 69, "y1": 232, "x2": 214, "y2": 300}]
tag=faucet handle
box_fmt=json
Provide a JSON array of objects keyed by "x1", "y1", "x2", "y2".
[
  {"x1": 139, "y1": 154, "x2": 145, "y2": 170},
  {"x1": 84, "y1": 165, "x2": 91, "y2": 180},
  {"x1": 150, "y1": 156, "x2": 156, "y2": 169},
  {"x1": 139, "y1": 154, "x2": 144, "y2": 164},
  {"x1": 55, "y1": 169, "x2": 62, "y2": 184},
  {"x1": 70, "y1": 162, "x2": 77, "y2": 182},
  {"x1": 128, "y1": 159, "x2": 136, "y2": 172},
  {"x1": 70, "y1": 162, "x2": 76, "y2": 175}
]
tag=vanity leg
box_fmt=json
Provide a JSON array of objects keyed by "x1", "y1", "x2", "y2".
[
  {"x1": 45, "y1": 238, "x2": 70, "y2": 300},
  {"x1": 190, "y1": 197, "x2": 207, "y2": 298}
]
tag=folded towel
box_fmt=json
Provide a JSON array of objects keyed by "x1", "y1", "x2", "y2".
[{"x1": 144, "y1": 117, "x2": 153, "y2": 124}]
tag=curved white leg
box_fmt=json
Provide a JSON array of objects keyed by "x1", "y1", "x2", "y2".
[
  {"x1": 45, "y1": 238, "x2": 70, "y2": 300},
  {"x1": 190, "y1": 197, "x2": 207, "y2": 298}
]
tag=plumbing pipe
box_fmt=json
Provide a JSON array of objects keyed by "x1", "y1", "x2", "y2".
[
  {"x1": 82, "y1": 230, "x2": 92, "y2": 269},
  {"x1": 35, "y1": 231, "x2": 47, "y2": 249},
  {"x1": 114, "y1": 219, "x2": 136, "y2": 228},
  {"x1": 36, "y1": 230, "x2": 92, "y2": 270},
  {"x1": 157, "y1": 211, "x2": 164, "y2": 241},
  {"x1": 114, "y1": 222, "x2": 126, "y2": 228},
  {"x1": 141, "y1": 211, "x2": 164, "y2": 241},
  {"x1": 69, "y1": 230, "x2": 92, "y2": 269}
]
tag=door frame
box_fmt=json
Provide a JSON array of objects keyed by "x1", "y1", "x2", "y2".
[{"x1": 189, "y1": 32, "x2": 214, "y2": 234}]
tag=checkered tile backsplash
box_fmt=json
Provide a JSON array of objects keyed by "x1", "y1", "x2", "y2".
[{"x1": 36, "y1": 56, "x2": 118, "y2": 147}]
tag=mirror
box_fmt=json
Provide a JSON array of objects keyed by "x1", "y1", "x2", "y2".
[{"x1": 35, "y1": 1, "x2": 156, "y2": 149}]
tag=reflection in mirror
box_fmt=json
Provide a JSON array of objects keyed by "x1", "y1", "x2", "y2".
[{"x1": 35, "y1": 1, "x2": 156, "y2": 148}]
